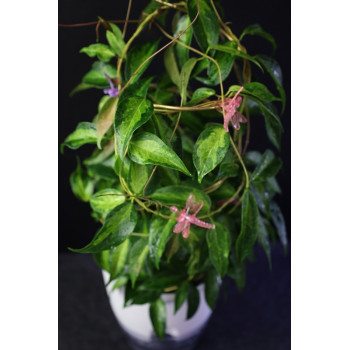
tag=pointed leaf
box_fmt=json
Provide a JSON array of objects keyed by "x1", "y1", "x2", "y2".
[
  {"x1": 149, "y1": 185, "x2": 211, "y2": 213},
  {"x1": 193, "y1": 125, "x2": 230, "y2": 183},
  {"x1": 82, "y1": 61, "x2": 117, "y2": 88},
  {"x1": 175, "y1": 280, "x2": 190, "y2": 313},
  {"x1": 128, "y1": 161, "x2": 152, "y2": 195},
  {"x1": 118, "y1": 77, "x2": 154, "y2": 104},
  {"x1": 164, "y1": 45, "x2": 180, "y2": 88},
  {"x1": 257, "y1": 215, "x2": 272, "y2": 270},
  {"x1": 69, "y1": 158, "x2": 94, "y2": 202},
  {"x1": 109, "y1": 238, "x2": 131, "y2": 280},
  {"x1": 262, "y1": 103, "x2": 282, "y2": 151},
  {"x1": 149, "y1": 214, "x2": 176, "y2": 269},
  {"x1": 187, "y1": 0, "x2": 220, "y2": 52},
  {"x1": 128, "y1": 132, "x2": 191, "y2": 176},
  {"x1": 69, "y1": 202, "x2": 137, "y2": 253},
  {"x1": 204, "y1": 268, "x2": 220, "y2": 309},
  {"x1": 80, "y1": 43, "x2": 115, "y2": 62},
  {"x1": 174, "y1": 15, "x2": 193, "y2": 67},
  {"x1": 206, "y1": 222, "x2": 231, "y2": 277},
  {"x1": 187, "y1": 283, "x2": 200, "y2": 319},
  {"x1": 114, "y1": 97, "x2": 154, "y2": 158},
  {"x1": 89, "y1": 188, "x2": 125, "y2": 214},
  {"x1": 180, "y1": 58, "x2": 197, "y2": 103},
  {"x1": 125, "y1": 40, "x2": 159, "y2": 84},
  {"x1": 187, "y1": 87, "x2": 216, "y2": 106},
  {"x1": 150, "y1": 298, "x2": 166, "y2": 340},
  {"x1": 251, "y1": 149, "x2": 282, "y2": 182},
  {"x1": 270, "y1": 201, "x2": 288, "y2": 252},
  {"x1": 235, "y1": 191, "x2": 259, "y2": 262},
  {"x1": 106, "y1": 23, "x2": 125, "y2": 57},
  {"x1": 129, "y1": 238, "x2": 149, "y2": 287},
  {"x1": 61, "y1": 122, "x2": 97, "y2": 151},
  {"x1": 96, "y1": 97, "x2": 118, "y2": 149}
]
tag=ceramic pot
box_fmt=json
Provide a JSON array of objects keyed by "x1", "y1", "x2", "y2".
[{"x1": 102, "y1": 271, "x2": 213, "y2": 350}]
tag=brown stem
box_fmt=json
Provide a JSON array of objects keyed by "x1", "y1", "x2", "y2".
[
  {"x1": 122, "y1": 0, "x2": 133, "y2": 37},
  {"x1": 58, "y1": 19, "x2": 141, "y2": 27}
]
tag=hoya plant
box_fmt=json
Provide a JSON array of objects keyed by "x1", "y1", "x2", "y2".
[{"x1": 61, "y1": 0, "x2": 287, "y2": 339}]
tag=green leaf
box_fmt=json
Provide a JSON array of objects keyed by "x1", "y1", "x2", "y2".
[
  {"x1": 61, "y1": 122, "x2": 97, "y2": 151},
  {"x1": 109, "y1": 238, "x2": 131, "y2": 280},
  {"x1": 206, "y1": 222, "x2": 231, "y2": 277},
  {"x1": 86, "y1": 163, "x2": 117, "y2": 181},
  {"x1": 93, "y1": 250, "x2": 110, "y2": 272},
  {"x1": 114, "y1": 97, "x2": 154, "y2": 158},
  {"x1": 180, "y1": 58, "x2": 197, "y2": 103},
  {"x1": 197, "y1": 41, "x2": 236, "y2": 86},
  {"x1": 128, "y1": 132, "x2": 191, "y2": 176},
  {"x1": 257, "y1": 215, "x2": 272, "y2": 270},
  {"x1": 106, "y1": 23, "x2": 125, "y2": 57},
  {"x1": 69, "y1": 158, "x2": 94, "y2": 202},
  {"x1": 149, "y1": 185, "x2": 211, "y2": 213},
  {"x1": 164, "y1": 45, "x2": 180, "y2": 88},
  {"x1": 175, "y1": 280, "x2": 190, "y2": 313},
  {"x1": 118, "y1": 77, "x2": 154, "y2": 104},
  {"x1": 270, "y1": 201, "x2": 288, "y2": 252},
  {"x1": 251, "y1": 149, "x2": 282, "y2": 182},
  {"x1": 239, "y1": 24, "x2": 277, "y2": 54},
  {"x1": 187, "y1": 0, "x2": 220, "y2": 52},
  {"x1": 230, "y1": 82, "x2": 280, "y2": 102},
  {"x1": 69, "y1": 82, "x2": 94, "y2": 97},
  {"x1": 187, "y1": 87, "x2": 216, "y2": 106},
  {"x1": 82, "y1": 61, "x2": 117, "y2": 88},
  {"x1": 125, "y1": 40, "x2": 159, "y2": 84},
  {"x1": 262, "y1": 103, "x2": 283, "y2": 151},
  {"x1": 149, "y1": 298, "x2": 166, "y2": 340},
  {"x1": 80, "y1": 43, "x2": 115, "y2": 62},
  {"x1": 89, "y1": 188, "x2": 125, "y2": 214},
  {"x1": 204, "y1": 268, "x2": 220, "y2": 309},
  {"x1": 69, "y1": 202, "x2": 137, "y2": 253},
  {"x1": 187, "y1": 283, "x2": 200, "y2": 319},
  {"x1": 193, "y1": 125, "x2": 230, "y2": 183},
  {"x1": 129, "y1": 238, "x2": 149, "y2": 287},
  {"x1": 125, "y1": 282, "x2": 162, "y2": 306},
  {"x1": 174, "y1": 15, "x2": 193, "y2": 67},
  {"x1": 96, "y1": 97, "x2": 118, "y2": 149},
  {"x1": 235, "y1": 191, "x2": 259, "y2": 262},
  {"x1": 149, "y1": 215, "x2": 176, "y2": 269},
  {"x1": 128, "y1": 161, "x2": 152, "y2": 195},
  {"x1": 211, "y1": 44, "x2": 263, "y2": 71},
  {"x1": 256, "y1": 54, "x2": 286, "y2": 113}
]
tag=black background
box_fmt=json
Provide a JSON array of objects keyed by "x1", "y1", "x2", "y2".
[{"x1": 58, "y1": 0, "x2": 291, "y2": 252}]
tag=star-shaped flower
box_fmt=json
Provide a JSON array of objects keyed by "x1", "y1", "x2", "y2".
[
  {"x1": 217, "y1": 86, "x2": 247, "y2": 132},
  {"x1": 103, "y1": 73, "x2": 119, "y2": 97}
]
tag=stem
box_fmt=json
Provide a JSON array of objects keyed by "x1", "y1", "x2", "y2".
[
  {"x1": 122, "y1": 0, "x2": 133, "y2": 37},
  {"x1": 154, "y1": 104, "x2": 216, "y2": 112},
  {"x1": 131, "y1": 232, "x2": 149, "y2": 237},
  {"x1": 203, "y1": 176, "x2": 228, "y2": 194},
  {"x1": 229, "y1": 136, "x2": 250, "y2": 190},
  {"x1": 58, "y1": 19, "x2": 141, "y2": 27}
]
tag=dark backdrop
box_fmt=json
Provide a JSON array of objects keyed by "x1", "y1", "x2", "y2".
[{"x1": 58, "y1": 0, "x2": 291, "y2": 252}]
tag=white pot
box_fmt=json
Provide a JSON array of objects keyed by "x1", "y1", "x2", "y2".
[{"x1": 102, "y1": 270, "x2": 213, "y2": 350}]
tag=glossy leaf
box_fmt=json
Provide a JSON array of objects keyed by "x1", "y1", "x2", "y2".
[
  {"x1": 204, "y1": 268, "x2": 220, "y2": 309},
  {"x1": 188, "y1": 87, "x2": 216, "y2": 106},
  {"x1": 69, "y1": 159, "x2": 94, "y2": 202},
  {"x1": 114, "y1": 97, "x2": 154, "y2": 158},
  {"x1": 239, "y1": 24, "x2": 277, "y2": 54},
  {"x1": 206, "y1": 222, "x2": 231, "y2": 277},
  {"x1": 256, "y1": 54, "x2": 286, "y2": 113},
  {"x1": 150, "y1": 298, "x2": 166, "y2": 340},
  {"x1": 257, "y1": 215, "x2": 272, "y2": 270},
  {"x1": 125, "y1": 40, "x2": 159, "y2": 84},
  {"x1": 80, "y1": 43, "x2": 115, "y2": 62},
  {"x1": 193, "y1": 125, "x2": 230, "y2": 183},
  {"x1": 109, "y1": 238, "x2": 131, "y2": 280},
  {"x1": 96, "y1": 97, "x2": 118, "y2": 149},
  {"x1": 197, "y1": 41, "x2": 236, "y2": 86},
  {"x1": 93, "y1": 250, "x2": 110, "y2": 272},
  {"x1": 149, "y1": 214, "x2": 176, "y2": 269},
  {"x1": 270, "y1": 201, "x2": 288, "y2": 252},
  {"x1": 174, "y1": 15, "x2": 193, "y2": 67},
  {"x1": 128, "y1": 161, "x2": 151, "y2": 195},
  {"x1": 118, "y1": 77, "x2": 154, "y2": 104},
  {"x1": 187, "y1": 0, "x2": 220, "y2": 52},
  {"x1": 180, "y1": 58, "x2": 197, "y2": 103},
  {"x1": 211, "y1": 44, "x2": 263, "y2": 71},
  {"x1": 129, "y1": 238, "x2": 149, "y2": 287},
  {"x1": 251, "y1": 149, "x2": 282, "y2": 182},
  {"x1": 187, "y1": 283, "x2": 200, "y2": 319},
  {"x1": 69, "y1": 202, "x2": 137, "y2": 253},
  {"x1": 230, "y1": 82, "x2": 280, "y2": 102},
  {"x1": 82, "y1": 61, "x2": 117, "y2": 88},
  {"x1": 128, "y1": 132, "x2": 191, "y2": 176},
  {"x1": 61, "y1": 122, "x2": 97, "y2": 151},
  {"x1": 175, "y1": 280, "x2": 189, "y2": 313},
  {"x1": 106, "y1": 23, "x2": 125, "y2": 57},
  {"x1": 262, "y1": 103, "x2": 282, "y2": 150},
  {"x1": 164, "y1": 45, "x2": 180, "y2": 88},
  {"x1": 235, "y1": 191, "x2": 259, "y2": 262},
  {"x1": 89, "y1": 188, "x2": 125, "y2": 214},
  {"x1": 149, "y1": 185, "x2": 211, "y2": 213}
]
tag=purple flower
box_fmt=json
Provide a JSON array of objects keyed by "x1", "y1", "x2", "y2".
[{"x1": 103, "y1": 73, "x2": 119, "y2": 97}]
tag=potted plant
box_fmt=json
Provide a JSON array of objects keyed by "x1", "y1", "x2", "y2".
[{"x1": 61, "y1": 0, "x2": 287, "y2": 349}]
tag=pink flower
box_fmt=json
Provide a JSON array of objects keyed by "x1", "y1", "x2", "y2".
[
  {"x1": 217, "y1": 86, "x2": 247, "y2": 132},
  {"x1": 170, "y1": 193, "x2": 215, "y2": 239}
]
